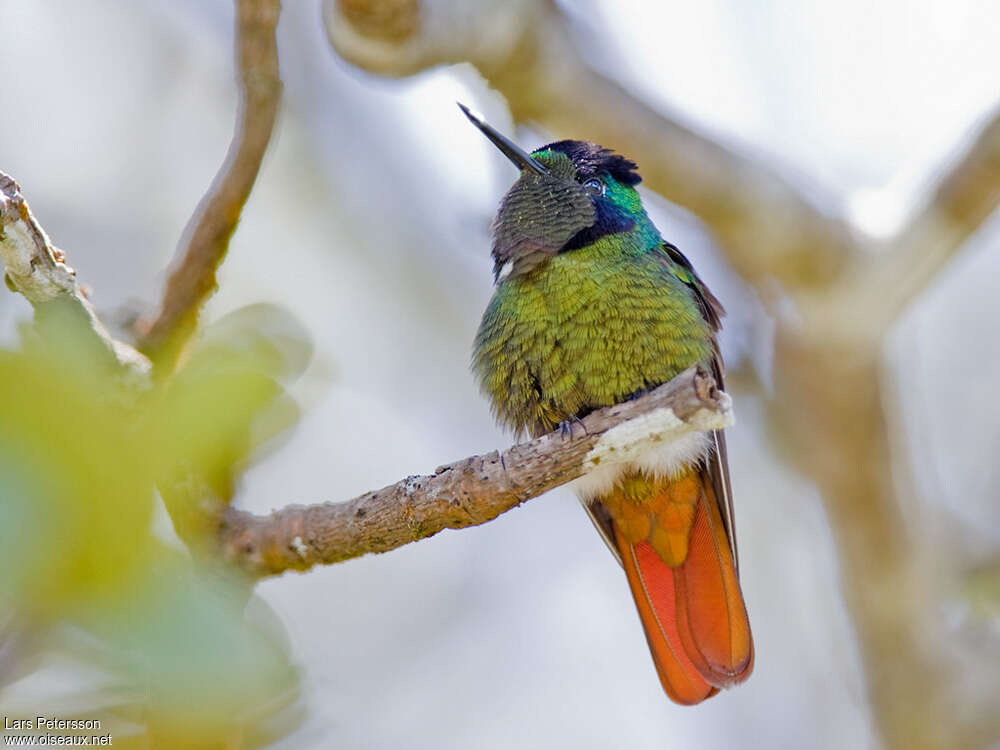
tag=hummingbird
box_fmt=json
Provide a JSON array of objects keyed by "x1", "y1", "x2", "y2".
[{"x1": 461, "y1": 103, "x2": 753, "y2": 704}]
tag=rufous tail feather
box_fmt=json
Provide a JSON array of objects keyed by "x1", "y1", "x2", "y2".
[{"x1": 605, "y1": 468, "x2": 753, "y2": 704}]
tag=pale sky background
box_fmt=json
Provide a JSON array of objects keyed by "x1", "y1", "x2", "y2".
[{"x1": 2, "y1": 1, "x2": 999, "y2": 748}]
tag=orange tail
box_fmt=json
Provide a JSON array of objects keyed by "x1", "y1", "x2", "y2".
[{"x1": 604, "y1": 469, "x2": 753, "y2": 704}]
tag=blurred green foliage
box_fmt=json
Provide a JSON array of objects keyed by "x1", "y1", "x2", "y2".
[
  {"x1": 963, "y1": 563, "x2": 1000, "y2": 624},
  {"x1": 0, "y1": 302, "x2": 311, "y2": 748}
]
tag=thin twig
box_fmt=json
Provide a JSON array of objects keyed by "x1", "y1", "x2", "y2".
[
  {"x1": 219, "y1": 366, "x2": 730, "y2": 577},
  {"x1": 137, "y1": 0, "x2": 283, "y2": 369}
]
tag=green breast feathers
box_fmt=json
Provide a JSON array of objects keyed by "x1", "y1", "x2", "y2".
[{"x1": 473, "y1": 240, "x2": 714, "y2": 437}]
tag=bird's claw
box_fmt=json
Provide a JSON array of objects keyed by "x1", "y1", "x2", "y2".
[
  {"x1": 558, "y1": 415, "x2": 588, "y2": 440},
  {"x1": 625, "y1": 386, "x2": 652, "y2": 402}
]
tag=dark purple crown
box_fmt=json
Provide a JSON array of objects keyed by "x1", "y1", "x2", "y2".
[{"x1": 540, "y1": 140, "x2": 642, "y2": 186}]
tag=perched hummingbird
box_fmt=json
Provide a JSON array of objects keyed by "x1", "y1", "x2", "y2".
[{"x1": 461, "y1": 103, "x2": 753, "y2": 704}]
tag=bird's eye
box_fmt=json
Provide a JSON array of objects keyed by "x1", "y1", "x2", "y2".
[{"x1": 583, "y1": 178, "x2": 605, "y2": 196}]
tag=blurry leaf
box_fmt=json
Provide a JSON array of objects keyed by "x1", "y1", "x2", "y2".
[
  {"x1": 0, "y1": 328, "x2": 155, "y2": 616},
  {"x1": 0, "y1": 611, "x2": 45, "y2": 691},
  {"x1": 147, "y1": 304, "x2": 312, "y2": 501},
  {"x1": 78, "y1": 547, "x2": 302, "y2": 748},
  {"x1": 0, "y1": 303, "x2": 309, "y2": 747},
  {"x1": 962, "y1": 563, "x2": 1000, "y2": 623},
  {"x1": 29, "y1": 298, "x2": 139, "y2": 395},
  {"x1": 200, "y1": 303, "x2": 313, "y2": 384}
]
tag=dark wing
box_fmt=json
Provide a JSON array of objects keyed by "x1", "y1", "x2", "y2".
[
  {"x1": 657, "y1": 243, "x2": 740, "y2": 573},
  {"x1": 659, "y1": 242, "x2": 725, "y2": 331},
  {"x1": 582, "y1": 500, "x2": 621, "y2": 565}
]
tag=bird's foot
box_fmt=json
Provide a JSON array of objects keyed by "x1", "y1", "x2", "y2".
[
  {"x1": 558, "y1": 415, "x2": 588, "y2": 440},
  {"x1": 625, "y1": 386, "x2": 652, "y2": 402}
]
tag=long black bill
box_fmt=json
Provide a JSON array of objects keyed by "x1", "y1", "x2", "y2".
[{"x1": 458, "y1": 102, "x2": 548, "y2": 176}]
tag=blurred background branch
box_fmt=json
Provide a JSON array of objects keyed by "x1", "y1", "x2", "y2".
[
  {"x1": 136, "y1": 0, "x2": 283, "y2": 373},
  {"x1": 323, "y1": 0, "x2": 854, "y2": 290},
  {"x1": 323, "y1": 1, "x2": 1000, "y2": 748},
  {"x1": 863, "y1": 105, "x2": 1000, "y2": 326}
]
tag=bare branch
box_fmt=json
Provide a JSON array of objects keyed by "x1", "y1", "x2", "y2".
[
  {"x1": 219, "y1": 366, "x2": 730, "y2": 577},
  {"x1": 137, "y1": 0, "x2": 283, "y2": 368},
  {"x1": 0, "y1": 171, "x2": 150, "y2": 378}
]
